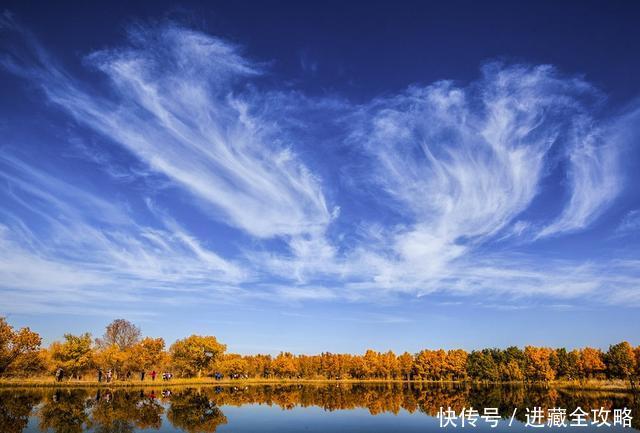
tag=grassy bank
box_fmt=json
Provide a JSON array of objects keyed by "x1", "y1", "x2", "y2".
[
  {"x1": 552, "y1": 379, "x2": 635, "y2": 393},
  {"x1": 0, "y1": 377, "x2": 635, "y2": 392}
]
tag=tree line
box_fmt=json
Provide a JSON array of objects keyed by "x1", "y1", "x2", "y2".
[{"x1": 1, "y1": 317, "x2": 639, "y2": 385}]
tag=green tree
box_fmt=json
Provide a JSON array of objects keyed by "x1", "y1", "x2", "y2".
[
  {"x1": 466, "y1": 350, "x2": 499, "y2": 382},
  {"x1": 551, "y1": 348, "x2": 570, "y2": 379},
  {"x1": 501, "y1": 347, "x2": 525, "y2": 382}
]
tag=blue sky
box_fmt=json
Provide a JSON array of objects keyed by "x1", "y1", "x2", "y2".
[{"x1": 1, "y1": 1, "x2": 639, "y2": 354}]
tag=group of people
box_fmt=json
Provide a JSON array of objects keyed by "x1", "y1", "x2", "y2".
[
  {"x1": 92, "y1": 369, "x2": 170, "y2": 382},
  {"x1": 213, "y1": 372, "x2": 249, "y2": 380},
  {"x1": 96, "y1": 369, "x2": 114, "y2": 383},
  {"x1": 96, "y1": 369, "x2": 172, "y2": 382},
  {"x1": 53, "y1": 367, "x2": 174, "y2": 383}
]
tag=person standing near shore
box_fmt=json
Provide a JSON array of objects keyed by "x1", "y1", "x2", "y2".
[
  {"x1": 151, "y1": 370, "x2": 156, "y2": 381},
  {"x1": 140, "y1": 371, "x2": 145, "y2": 381},
  {"x1": 98, "y1": 369, "x2": 103, "y2": 383}
]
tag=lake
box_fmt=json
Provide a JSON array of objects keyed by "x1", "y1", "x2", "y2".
[{"x1": 1, "y1": 383, "x2": 638, "y2": 432}]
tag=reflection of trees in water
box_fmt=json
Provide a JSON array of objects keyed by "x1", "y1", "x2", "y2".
[
  {"x1": 38, "y1": 389, "x2": 91, "y2": 433},
  {"x1": 90, "y1": 389, "x2": 164, "y2": 433},
  {"x1": 466, "y1": 384, "x2": 640, "y2": 427},
  {"x1": 167, "y1": 388, "x2": 227, "y2": 433},
  {"x1": 24, "y1": 388, "x2": 164, "y2": 433},
  {"x1": 0, "y1": 390, "x2": 41, "y2": 433},
  {"x1": 189, "y1": 383, "x2": 640, "y2": 428},
  {"x1": 0, "y1": 384, "x2": 638, "y2": 432}
]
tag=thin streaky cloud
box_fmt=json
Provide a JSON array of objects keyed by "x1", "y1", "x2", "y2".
[
  {"x1": 0, "y1": 16, "x2": 639, "y2": 316},
  {"x1": 1, "y1": 17, "x2": 333, "y2": 240}
]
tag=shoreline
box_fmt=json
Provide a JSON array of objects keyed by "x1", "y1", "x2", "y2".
[{"x1": 0, "y1": 378, "x2": 634, "y2": 393}]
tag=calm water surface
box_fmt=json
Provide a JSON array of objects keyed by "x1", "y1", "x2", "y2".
[{"x1": 1, "y1": 383, "x2": 638, "y2": 432}]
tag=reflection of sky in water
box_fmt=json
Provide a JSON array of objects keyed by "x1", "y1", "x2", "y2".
[{"x1": 7, "y1": 385, "x2": 638, "y2": 433}]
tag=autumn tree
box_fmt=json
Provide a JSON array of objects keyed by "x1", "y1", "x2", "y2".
[
  {"x1": 96, "y1": 319, "x2": 141, "y2": 350},
  {"x1": 93, "y1": 319, "x2": 144, "y2": 379},
  {"x1": 49, "y1": 333, "x2": 94, "y2": 379},
  {"x1": 244, "y1": 354, "x2": 272, "y2": 378},
  {"x1": 272, "y1": 352, "x2": 298, "y2": 378},
  {"x1": 0, "y1": 318, "x2": 44, "y2": 376},
  {"x1": 320, "y1": 352, "x2": 348, "y2": 379},
  {"x1": 362, "y1": 350, "x2": 382, "y2": 378},
  {"x1": 398, "y1": 352, "x2": 414, "y2": 381},
  {"x1": 3, "y1": 314, "x2": 639, "y2": 386},
  {"x1": 565, "y1": 350, "x2": 582, "y2": 379},
  {"x1": 348, "y1": 355, "x2": 366, "y2": 379},
  {"x1": 127, "y1": 337, "x2": 165, "y2": 374},
  {"x1": 523, "y1": 346, "x2": 555, "y2": 382},
  {"x1": 94, "y1": 343, "x2": 127, "y2": 378},
  {"x1": 605, "y1": 342, "x2": 637, "y2": 383},
  {"x1": 446, "y1": 350, "x2": 468, "y2": 380},
  {"x1": 299, "y1": 355, "x2": 322, "y2": 378},
  {"x1": 578, "y1": 347, "x2": 606, "y2": 379},
  {"x1": 170, "y1": 335, "x2": 226, "y2": 377},
  {"x1": 500, "y1": 359, "x2": 524, "y2": 381},
  {"x1": 380, "y1": 351, "x2": 399, "y2": 379},
  {"x1": 216, "y1": 354, "x2": 249, "y2": 377},
  {"x1": 413, "y1": 349, "x2": 447, "y2": 380}
]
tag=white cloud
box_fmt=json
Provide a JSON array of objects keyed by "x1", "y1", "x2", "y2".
[
  {"x1": 0, "y1": 155, "x2": 247, "y2": 314},
  {"x1": 327, "y1": 64, "x2": 623, "y2": 296},
  {"x1": 1, "y1": 18, "x2": 332, "y2": 239},
  {"x1": 1, "y1": 17, "x2": 638, "y2": 310},
  {"x1": 538, "y1": 118, "x2": 621, "y2": 237},
  {"x1": 617, "y1": 209, "x2": 640, "y2": 234}
]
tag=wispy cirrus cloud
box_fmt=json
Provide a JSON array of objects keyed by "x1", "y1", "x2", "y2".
[
  {"x1": 302, "y1": 63, "x2": 627, "y2": 297},
  {"x1": 617, "y1": 209, "x2": 640, "y2": 234},
  {"x1": 0, "y1": 154, "x2": 248, "y2": 315},
  {"x1": 1, "y1": 14, "x2": 639, "y2": 314},
  {"x1": 538, "y1": 116, "x2": 622, "y2": 237},
  {"x1": 355, "y1": 64, "x2": 619, "y2": 244},
  {"x1": 1, "y1": 16, "x2": 333, "y2": 239}
]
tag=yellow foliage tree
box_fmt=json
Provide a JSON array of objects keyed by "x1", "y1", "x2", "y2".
[
  {"x1": 524, "y1": 346, "x2": 555, "y2": 382},
  {"x1": 578, "y1": 347, "x2": 606, "y2": 378},
  {"x1": 127, "y1": 337, "x2": 165, "y2": 374},
  {"x1": 49, "y1": 333, "x2": 94, "y2": 379},
  {"x1": 0, "y1": 318, "x2": 44, "y2": 376},
  {"x1": 170, "y1": 335, "x2": 226, "y2": 377}
]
